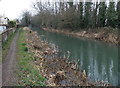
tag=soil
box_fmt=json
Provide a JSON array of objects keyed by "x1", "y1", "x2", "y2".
[{"x1": 2, "y1": 32, "x2": 19, "y2": 86}]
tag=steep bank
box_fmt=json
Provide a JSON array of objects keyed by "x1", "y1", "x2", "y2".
[
  {"x1": 24, "y1": 27, "x2": 112, "y2": 86},
  {"x1": 43, "y1": 27, "x2": 119, "y2": 45}
]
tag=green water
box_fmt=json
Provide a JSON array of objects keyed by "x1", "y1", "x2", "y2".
[{"x1": 33, "y1": 28, "x2": 119, "y2": 86}]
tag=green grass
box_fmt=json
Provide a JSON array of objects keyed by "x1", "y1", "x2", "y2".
[
  {"x1": 2, "y1": 30, "x2": 16, "y2": 62},
  {"x1": 16, "y1": 29, "x2": 46, "y2": 86}
]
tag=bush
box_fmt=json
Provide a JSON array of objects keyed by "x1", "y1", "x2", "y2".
[
  {"x1": 8, "y1": 20, "x2": 16, "y2": 27},
  {"x1": 23, "y1": 47, "x2": 28, "y2": 52},
  {"x1": 21, "y1": 43, "x2": 27, "y2": 46}
]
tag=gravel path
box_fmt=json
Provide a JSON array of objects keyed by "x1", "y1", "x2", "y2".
[{"x1": 2, "y1": 32, "x2": 19, "y2": 86}]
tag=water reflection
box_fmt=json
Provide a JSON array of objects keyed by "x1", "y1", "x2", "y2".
[{"x1": 33, "y1": 28, "x2": 118, "y2": 86}]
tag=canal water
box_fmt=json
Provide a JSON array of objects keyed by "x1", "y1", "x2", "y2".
[
  {"x1": 33, "y1": 28, "x2": 119, "y2": 86},
  {"x1": 0, "y1": 26, "x2": 6, "y2": 32}
]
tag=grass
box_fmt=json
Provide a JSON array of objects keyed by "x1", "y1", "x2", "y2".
[
  {"x1": 2, "y1": 30, "x2": 16, "y2": 62},
  {"x1": 16, "y1": 29, "x2": 46, "y2": 86}
]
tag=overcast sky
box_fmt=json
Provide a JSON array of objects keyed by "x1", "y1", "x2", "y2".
[
  {"x1": 0, "y1": 0, "x2": 34, "y2": 20},
  {"x1": 0, "y1": 0, "x2": 118, "y2": 20}
]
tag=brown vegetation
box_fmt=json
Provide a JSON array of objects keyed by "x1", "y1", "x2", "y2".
[
  {"x1": 24, "y1": 27, "x2": 112, "y2": 86},
  {"x1": 43, "y1": 27, "x2": 119, "y2": 45}
]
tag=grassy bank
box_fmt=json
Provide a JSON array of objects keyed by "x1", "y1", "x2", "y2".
[
  {"x1": 2, "y1": 30, "x2": 16, "y2": 62},
  {"x1": 16, "y1": 28, "x2": 46, "y2": 86}
]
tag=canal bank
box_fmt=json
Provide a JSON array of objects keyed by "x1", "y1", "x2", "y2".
[
  {"x1": 31, "y1": 27, "x2": 118, "y2": 86},
  {"x1": 21, "y1": 27, "x2": 115, "y2": 86},
  {"x1": 43, "y1": 27, "x2": 119, "y2": 45}
]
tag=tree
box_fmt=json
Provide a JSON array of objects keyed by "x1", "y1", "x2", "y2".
[
  {"x1": 98, "y1": 2, "x2": 107, "y2": 27},
  {"x1": 106, "y1": 2, "x2": 117, "y2": 28},
  {"x1": 31, "y1": 0, "x2": 118, "y2": 31},
  {"x1": 67, "y1": 0, "x2": 73, "y2": 8},
  {"x1": 83, "y1": 2, "x2": 92, "y2": 29},
  {"x1": 21, "y1": 11, "x2": 31, "y2": 26},
  {"x1": 117, "y1": 1, "x2": 120, "y2": 28},
  {"x1": 92, "y1": 2, "x2": 99, "y2": 28},
  {"x1": 77, "y1": 2, "x2": 84, "y2": 29},
  {"x1": 59, "y1": 1, "x2": 78, "y2": 30},
  {"x1": 8, "y1": 20, "x2": 16, "y2": 27}
]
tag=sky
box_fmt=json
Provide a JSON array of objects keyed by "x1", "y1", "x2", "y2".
[
  {"x1": 0, "y1": 0, "x2": 34, "y2": 20},
  {"x1": 0, "y1": 0, "x2": 118, "y2": 20}
]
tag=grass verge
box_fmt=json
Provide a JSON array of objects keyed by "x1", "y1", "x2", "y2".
[{"x1": 16, "y1": 29, "x2": 46, "y2": 86}]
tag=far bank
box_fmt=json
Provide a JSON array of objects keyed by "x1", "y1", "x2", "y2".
[{"x1": 43, "y1": 27, "x2": 119, "y2": 45}]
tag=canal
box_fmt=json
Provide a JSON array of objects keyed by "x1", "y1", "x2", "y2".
[
  {"x1": 0, "y1": 26, "x2": 6, "y2": 32},
  {"x1": 33, "y1": 28, "x2": 119, "y2": 86}
]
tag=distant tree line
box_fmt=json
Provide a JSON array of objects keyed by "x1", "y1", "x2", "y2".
[
  {"x1": 21, "y1": 0, "x2": 120, "y2": 31},
  {"x1": 8, "y1": 20, "x2": 16, "y2": 27}
]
